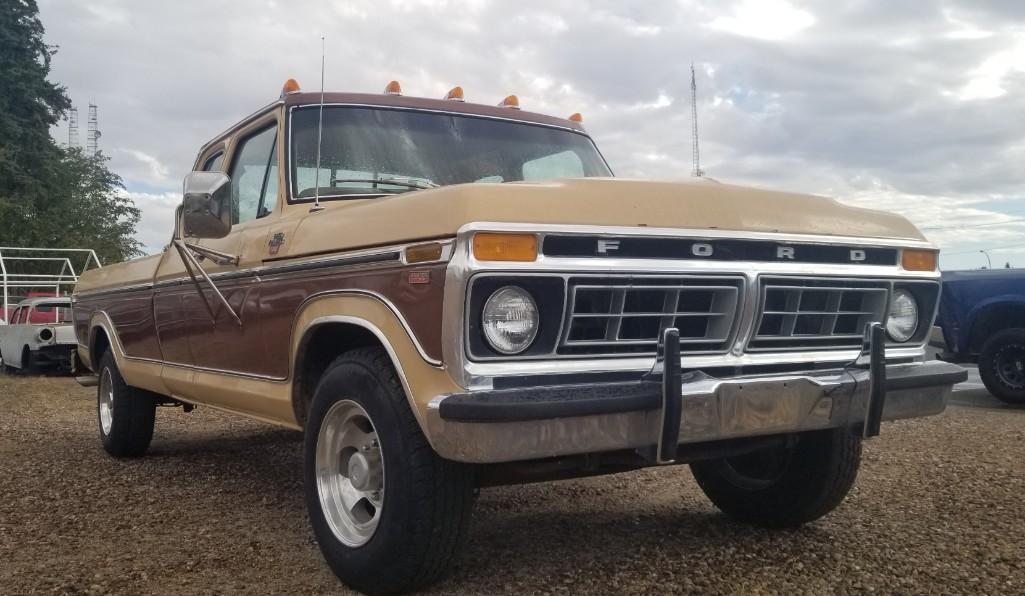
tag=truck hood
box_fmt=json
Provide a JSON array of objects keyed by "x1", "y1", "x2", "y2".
[{"x1": 289, "y1": 177, "x2": 926, "y2": 256}]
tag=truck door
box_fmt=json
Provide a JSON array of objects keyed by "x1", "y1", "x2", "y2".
[{"x1": 184, "y1": 116, "x2": 280, "y2": 377}]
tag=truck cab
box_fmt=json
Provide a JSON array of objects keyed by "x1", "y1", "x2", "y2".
[{"x1": 72, "y1": 80, "x2": 966, "y2": 593}]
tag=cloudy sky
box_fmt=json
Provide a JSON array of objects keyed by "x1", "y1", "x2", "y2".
[{"x1": 39, "y1": 0, "x2": 1025, "y2": 269}]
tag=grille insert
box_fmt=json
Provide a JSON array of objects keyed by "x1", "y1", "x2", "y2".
[
  {"x1": 559, "y1": 277, "x2": 743, "y2": 356},
  {"x1": 749, "y1": 278, "x2": 889, "y2": 351}
]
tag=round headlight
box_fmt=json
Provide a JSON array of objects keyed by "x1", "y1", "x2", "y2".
[
  {"x1": 38, "y1": 327, "x2": 54, "y2": 342},
  {"x1": 886, "y1": 289, "x2": 919, "y2": 342},
  {"x1": 482, "y1": 286, "x2": 539, "y2": 354}
]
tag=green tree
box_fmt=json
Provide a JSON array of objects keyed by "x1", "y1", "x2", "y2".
[
  {"x1": 0, "y1": 0, "x2": 142, "y2": 264},
  {"x1": 0, "y1": 0, "x2": 69, "y2": 198}
]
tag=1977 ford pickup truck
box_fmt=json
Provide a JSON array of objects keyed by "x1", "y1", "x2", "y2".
[{"x1": 72, "y1": 80, "x2": 966, "y2": 593}]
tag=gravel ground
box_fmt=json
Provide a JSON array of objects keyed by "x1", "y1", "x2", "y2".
[{"x1": 1, "y1": 374, "x2": 1024, "y2": 595}]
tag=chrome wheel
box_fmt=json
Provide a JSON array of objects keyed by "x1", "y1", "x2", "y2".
[
  {"x1": 98, "y1": 368, "x2": 114, "y2": 436},
  {"x1": 316, "y1": 399, "x2": 384, "y2": 547}
]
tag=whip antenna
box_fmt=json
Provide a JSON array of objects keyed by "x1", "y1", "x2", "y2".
[
  {"x1": 691, "y1": 62, "x2": 703, "y2": 178},
  {"x1": 311, "y1": 36, "x2": 326, "y2": 212}
]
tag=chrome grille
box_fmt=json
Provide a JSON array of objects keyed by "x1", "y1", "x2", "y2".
[
  {"x1": 748, "y1": 278, "x2": 889, "y2": 351},
  {"x1": 559, "y1": 276, "x2": 743, "y2": 356}
]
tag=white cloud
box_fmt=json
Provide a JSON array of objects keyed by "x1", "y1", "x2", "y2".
[
  {"x1": 946, "y1": 37, "x2": 1025, "y2": 100},
  {"x1": 707, "y1": 0, "x2": 815, "y2": 41}
]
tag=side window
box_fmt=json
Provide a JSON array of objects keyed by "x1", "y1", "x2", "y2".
[
  {"x1": 10, "y1": 308, "x2": 21, "y2": 324},
  {"x1": 202, "y1": 151, "x2": 224, "y2": 172},
  {"x1": 522, "y1": 150, "x2": 585, "y2": 181},
  {"x1": 228, "y1": 125, "x2": 278, "y2": 224},
  {"x1": 15, "y1": 308, "x2": 28, "y2": 324}
]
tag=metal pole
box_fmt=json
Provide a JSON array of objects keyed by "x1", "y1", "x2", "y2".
[
  {"x1": 0, "y1": 248, "x2": 7, "y2": 323},
  {"x1": 980, "y1": 250, "x2": 992, "y2": 269}
]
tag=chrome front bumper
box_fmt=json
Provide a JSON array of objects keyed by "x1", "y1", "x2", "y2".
[{"x1": 425, "y1": 360, "x2": 966, "y2": 464}]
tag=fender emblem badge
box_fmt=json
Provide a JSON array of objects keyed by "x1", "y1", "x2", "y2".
[{"x1": 268, "y1": 232, "x2": 286, "y2": 255}]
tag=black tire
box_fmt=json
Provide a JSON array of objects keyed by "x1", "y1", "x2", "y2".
[
  {"x1": 304, "y1": 348, "x2": 475, "y2": 594},
  {"x1": 690, "y1": 427, "x2": 861, "y2": 528},
  {"x1": 978, "y1": 328, "x2": 1025, "y2": 405},
  {"x1": 97, "y1": 351, "x2": 156, "y2": 457}
]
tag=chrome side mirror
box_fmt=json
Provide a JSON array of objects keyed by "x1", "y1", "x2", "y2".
[{"x1": 182, "y1": 172, "x2": 232, "y2": 239}]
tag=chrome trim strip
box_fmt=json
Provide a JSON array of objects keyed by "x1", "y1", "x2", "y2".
[
  {"x1": 296, "y1": 289, "x2": 443, "y2": 367},
  {"x1": 74, "y1": 240, "x2": 454, "y2": 299}
]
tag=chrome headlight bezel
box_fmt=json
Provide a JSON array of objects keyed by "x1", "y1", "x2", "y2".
[
  {"x1": 885, "y1": 289, "x2": 919, "y2": 343},
  {"x1": 481, "y1": 285, "x2": 540, "y2": 355}
]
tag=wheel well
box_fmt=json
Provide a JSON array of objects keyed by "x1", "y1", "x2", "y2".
[
  {"x1": 91, "y1": 327, "x2": 111, "y2": 370},
  {"x1": 292, "y1": 322, "x2": 386, "y2": 428},
  {"x1": 970, "y1": 303, "x2": 1025, "y2": 353}
]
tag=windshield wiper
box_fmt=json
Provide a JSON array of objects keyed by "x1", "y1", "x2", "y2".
[{"x1": 330, "y1": 178, "x2": 439, "y2": 191}]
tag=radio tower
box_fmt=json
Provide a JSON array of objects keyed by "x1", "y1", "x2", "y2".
[
  {"x1": 86, "y1": 103, "x2": 100, "y2": 155},
  {"x1": 68, "y1": 107, "x2": 79, "y2": 148},
  {"x1": 690, "y1": 63, "x2": 703, "y2": 177}
]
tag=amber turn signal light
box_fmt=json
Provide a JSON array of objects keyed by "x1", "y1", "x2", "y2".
[
  {"x1": 384, "y1": 80, "x2": 402, "y2": 95},
  {"x1": 444, "y1": 86, "x2": 465, "y2": 101},
  {"x1": 498, "y1": 95, "x2": 520, "y2": 109},
  {"x1": 404, "y1": 242, "x2": 445, "y2": 264},
  {"x1": 568, "y1": 113, "x2": 583, "y2": 122},
  {"x1": 902, "y1": 249, "x2": 937, "y2": 271},
  {"x1": 280, "y1": 78, "x2": 301, "y2": 97},
  {"x1": 472, "y1": 233, "x2": 537, "y2": 262}
]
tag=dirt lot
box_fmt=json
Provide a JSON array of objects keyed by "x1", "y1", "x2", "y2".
[{"x1": 1, "y1": 374, "x2": 1024, "y2": 595}]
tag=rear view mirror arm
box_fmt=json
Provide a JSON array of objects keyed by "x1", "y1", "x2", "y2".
[
  {"x1": 183, "y1": 242, "x2": 239, "y2": 267},
  {"x1": 172, "y1": 240, "x2": 242, "y2": 326}
]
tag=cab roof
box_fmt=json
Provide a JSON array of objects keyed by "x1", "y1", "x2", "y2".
[
  {"x1": 198, "y1": 89, "x2": 587, "y2": 158},
  {"x1": 282, "y1": 91, "x2": 585, "y2": 132}
]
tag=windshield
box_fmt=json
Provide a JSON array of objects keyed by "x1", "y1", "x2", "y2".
[{"x1": 289, "y1": 106, "x2": 611, "y2": 200}]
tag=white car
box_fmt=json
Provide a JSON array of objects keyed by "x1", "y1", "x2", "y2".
[{"x1": 0, "y1": 297, "x2": 76, "y2": 373}]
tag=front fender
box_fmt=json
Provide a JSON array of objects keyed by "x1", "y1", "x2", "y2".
[
  {"x1": 964, "y1": 295, "x2": 1025, "y2": 351},
  {"x1": 290, "y1": 293, "x2": 461, "y2": 438}
]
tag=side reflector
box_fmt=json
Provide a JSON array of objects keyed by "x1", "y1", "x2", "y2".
[
  {"x1": 280, "y1": 78, "x2": 301, "y2": 97},
  {"x1": 384, "y1": 80, "x2": 402, "y2": 95},
  {"x1": 902, "y1": 249, "x2": 938, "y2": 271},
  {"x1": 472, "y1": 233, "x2": 537, "y2": 262},
  {"x1": 568, "y1": 113, "x2": 583, "y2": 122},
  {"x1": 404, "y1": 242, "x2": 444, "y2": 264},
  {"x1": 444, "y1": 86, "x2": 464, "y2": 101},
  {"x1": 498, "y1": 95, "x2": 520, "y2": 109}
]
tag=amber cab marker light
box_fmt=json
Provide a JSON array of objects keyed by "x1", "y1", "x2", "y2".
[
  {"x1": 902, "y1": 249, "x2": 938, "y2": 272},
  {"x1": 569, "y1": 113, "x2": 583, "y2": 122},
  {"x1": 444, "y1": 86, "x2": 465, "y2": 101},
  {"x1": 404, "y1": 242, "x2": 444, "y2": 264},
  {"x1": 472, "y1": 233, "x2": 537, "y2": 262},
  {"x1": 280, "y1": 78, "x2": 301, "y2": 97},
  {"x1": 384, "y1": 80, "x2": 402, "y2": 95},
  {"x1": 498, "y1": 95, "x2": 520, "y2": 109}
]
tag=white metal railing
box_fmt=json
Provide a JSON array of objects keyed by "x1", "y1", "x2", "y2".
[{"x1": 0, "y1": 247, "x2": 101, "y2": 323}]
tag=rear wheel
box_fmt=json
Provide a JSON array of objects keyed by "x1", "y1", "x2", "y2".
[
  {"x1": 304, "y1": 348, "x2": 475, "y2": 594},
  {"x1": 978, "y1": 328, "x2": 1025, "y2": 405},
  {"x1": 97, "y1": 352, "x2": 156, "y2": 457},
  {"x1": 690, "y1": 427, "x2": 861, "y2": 528}
]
